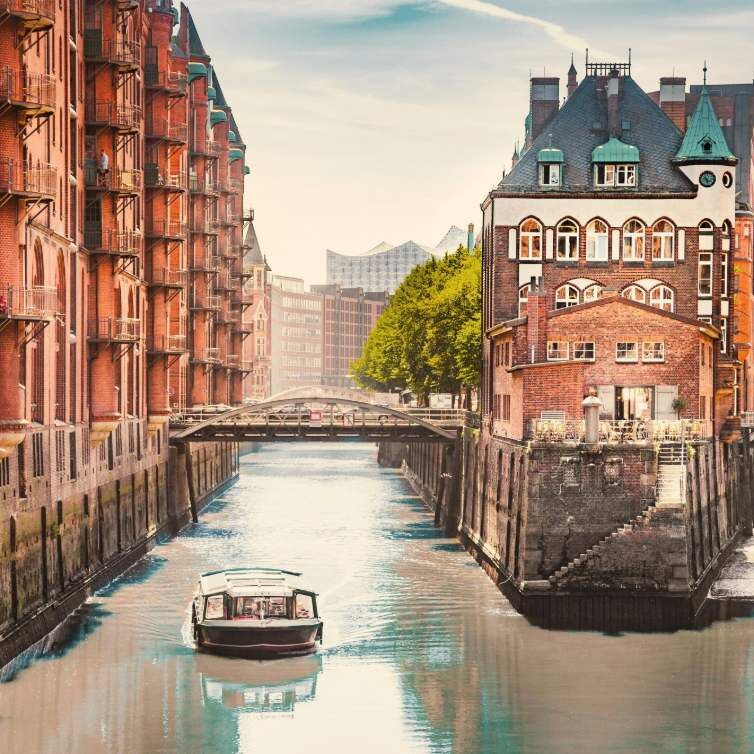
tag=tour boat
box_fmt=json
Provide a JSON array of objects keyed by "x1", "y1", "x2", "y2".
[{"x1": 191, "y1": 567, "x2": 323, "y2": 659}]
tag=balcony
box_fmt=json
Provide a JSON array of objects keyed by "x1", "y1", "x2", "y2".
[
  {"x1": 213, "y1": 272, "x2": 233, "y2": 291},
  {"x1": 188, "y1": 175, "x2": 222, "y2": 195},
  {"x1": 232, "y1": 291, "x2": 254, "y2": 308},
  {"x1": 190, "y1": 293, "x2": 220, "y2": 311},
  {"x1": 231, "y1": 261, "x2": 254, "y2": 280},
  {"x1": 0, "y1": 158, "x2": 56, "y2": 201},
  {"x1": 84, "y1": 227, "x2": 142, "y2": 258},
  {"x1": 145, "y1": 219, "x2": 187, "y2": 240},
  {"x1": 149, "y1": 268, "x2": 187, "y2": 289},
  {"x1": 84, "y1": 164, "x2": 142, "y2": 195},
  {"x1": 238, "y1": 360, "x2": 253, "y2": 373},
  {"x1": 0, "y1": 285, "x2": 56, "y2": 321},
  {"x1": 190, "y1": 218, "x2": 220, "y2": 236},
  {"x1": 84, "y1": 36, "x2": 141, "y2": 72},
  {"x1": 226, "y1": 178, "x2": 243, "y2": 195},
  {"x1": 192, "y1": 347, "x2": 220, "y2": 365},
  {"x1": 216, "y1": 304, "x2": 235, "y2": 325},
  {"x1": 190, "y1": 255, "x2": 221, "y2": 273},
  {"x1": 85, "y1": 101, "x2": 141, "y2": 133},
  {"x1": 235, "y1": 319, "x2": 253, "y2": 336},
  {"x1": 145, "y1": 70, "x2": 187, "y2": 97},
  {"x1": 0, "y1": 0, "x2": 54, "y2": 30},
  {"x1": 0, "y1": 66, "x2": 54, "y2": 117},
  {"x1": 145, "y1": 117, "x2": 187, "y2": 144},
  {"x1": 528, "y1": 418, "x2": 713, "y2": 445},
  {"x1": 145, "y1": 163, "x2": 186, "y2": 192},
  {"x1": 225, "y1": 354, "x2": 239, "y2": 368},
  {"x1": 190, "y1": 137, "x2": 223, "y2": 159},
  {"x1": 89, "y1": 317, "x2": 141, "y2": 343},
  {"x1": 148, "y1": 334, "x2": 187, "y2": 355}
]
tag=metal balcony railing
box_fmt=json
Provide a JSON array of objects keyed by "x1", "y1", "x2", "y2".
[
  {"x1": 144, "y1": 69, "x2": 187, "y2": 96},
  {"x1": 84, "y1": 36, "x2": 140, "y2": 69},
  {"x1": 84, "y1": 164, "x2": 142, "y2": 195},
  {"x1": 190, "y1": 293, "x2": 220, "y2": 311},
  {"x1": 191, "y1": 137, "x2": 223, "y2": 158},
  {"x1": 0, "y1": 66, "x2": 55, "y2": 111},
  {"x1": 190, "y1": 255, "x2": 221, "y2": 272},
  {"x1": 0, "y1": 0, "x2": 55, "y2": 25},
  {"x1": 190, "y1": 218, "x2": 220, "y2": 235},
  {"x1": 145, "y1": 117, "x2": 187, "y2": 143},
  {"x1": 145, "y1": 219, "x2": 187, "y2": 239},
  {"x1": 238, "y1": 360, "x2": 253, "y2": 372},
  {"x1": 213, "y1": 272, "x2": 232, "y2": 291},
  {"x1": 85, "y1": 101, "x2": 141, "y2": 132},
  {"x1": 84, "y1": 227, "x2": 142, "y2": 257},
  {"x1": 148, "y1": 333, "x2": 187, "y2": 354},
  {"x1": 194, "y1": 347, "x2": 220, "y2": 364},
  {"x1": 226, "y1": 178, "x2": 242, "y2": 194},
  {"x1": 144, "y1": 164, "x2": 186, "y2": 191},
  {"x1": 89, "y1": 317, "x2": 141, "y2": 342},
  {"x1": 0, "y1": 158, "x2": 56, "y2": 199},
  {"x1": 231, "y1": 261, "x2": 254, "y2": 279},
  {"x1": 0, "y1": 285, "x2": 56, "y2": 320},
  {"x1": 225, "y1": 354, "x2": 239, "y2": 368},
  {"x1": 149, "y1": 268, "x2": 187, "y2": 288}
]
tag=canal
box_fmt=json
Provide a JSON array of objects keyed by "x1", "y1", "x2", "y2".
[{"x1": 3, "y1": 443, "x2": 754, "y2": 753}]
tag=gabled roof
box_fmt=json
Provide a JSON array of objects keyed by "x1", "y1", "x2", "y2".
[
  {"x1": 244, "y1": 221, "x2": 265, "y2": 265},
  {"x1": 187, "y1": 10, "x2": 208, "y2": 59},
  {"x1": 675, "y1": 87, "x2": 736, "y2": 163},
  {"x1": 500, "y1": 76, "x2": 695, "y2": 195},
  {"x1": 212, "y1": 73, "x2": 229, "y2": 109},
  {"x1": 228, "y1": 112, "x2": 245, "y2": 145}
]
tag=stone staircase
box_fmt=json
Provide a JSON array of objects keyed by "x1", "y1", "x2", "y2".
[
  {"x1": 548, "y1": 505, "x2": 657, "y2": 586},
  {"x1": 656, "y1": 442, "x2": 686, "y2": 507}
]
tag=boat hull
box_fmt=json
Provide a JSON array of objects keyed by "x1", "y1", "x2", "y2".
[{"x1": 196, "y1": 621, "x2": 322, "y2": 659}]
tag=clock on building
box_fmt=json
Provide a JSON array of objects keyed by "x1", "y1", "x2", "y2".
[{"x1": 699, "y1": 171, "x2": 716, "y2": 187}]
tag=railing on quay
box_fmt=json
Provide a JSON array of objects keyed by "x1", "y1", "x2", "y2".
[{"x1": 529, "y1": 418, "x2": 713, "y2": 445}]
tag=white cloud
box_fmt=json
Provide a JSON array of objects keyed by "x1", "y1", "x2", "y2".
[{"x1": 215, "y1": 0, "x2": 404, "y2": 20}]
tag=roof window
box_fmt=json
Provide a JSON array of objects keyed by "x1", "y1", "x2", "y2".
[{"x1": 537, "y1": 147, "x2": 563, "y2": 187}]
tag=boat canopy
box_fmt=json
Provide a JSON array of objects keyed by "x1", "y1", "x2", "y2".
[{"x1": 199, "y1": 567, "x2": 313, "y2": 598}]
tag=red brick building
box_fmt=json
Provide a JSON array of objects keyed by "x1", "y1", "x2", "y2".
[
  {"x1": 481, "y1": 58, "x2": 737, "y2": 440},
  {"x1": 0, "y1": 0, "x2": 251, "y2": 630}
]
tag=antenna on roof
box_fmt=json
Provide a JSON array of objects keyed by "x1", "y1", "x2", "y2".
[
  {"x1": 703, "y1": 60, "x2": 708, "y2": 86},
  {"x1": 585, "y1": 48, "x2": 589, "y2": 68}
]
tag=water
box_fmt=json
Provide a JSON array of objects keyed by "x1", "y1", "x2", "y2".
[{"x1": 3, "y1": 443, "x2": 754, "y2": 754}]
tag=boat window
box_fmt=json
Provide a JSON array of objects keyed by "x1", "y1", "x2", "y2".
[
  {"x1": 296, "y1": 593, "x2": 314, "y2": 618},
  {"x1": 205, "y1": 595, "x2": 225, "y2": 620},
  {"x1": 235, "y1": 596, "x2": 290, "y2": 619}
]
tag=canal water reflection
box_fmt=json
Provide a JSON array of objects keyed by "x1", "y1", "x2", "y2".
[{"x1": 4, "y1": 443, "x2": 754, "y2": 753}]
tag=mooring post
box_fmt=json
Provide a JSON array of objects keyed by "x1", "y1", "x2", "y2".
[
  {"x1": 582, "y1": 391, "x2": 603, "y2": 446},
  {"x1": 183, "y1": 442, "x2": 199, "y2": 524}
]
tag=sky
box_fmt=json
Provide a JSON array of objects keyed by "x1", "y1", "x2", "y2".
[{"x1": 187, "y1": 0, "x2": 754, "y2": 285}]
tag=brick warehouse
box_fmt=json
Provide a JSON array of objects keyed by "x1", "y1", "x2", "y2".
[{"x1": 0, "y1": 0, "x2": 252, "y2": 661}]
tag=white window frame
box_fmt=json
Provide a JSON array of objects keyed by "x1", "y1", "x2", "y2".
[
  {"x1": 649, "y1": 285, "x2": 674, "y2": 312},
  {"x1": 721, "y1": 318, "x2": 728, "y2": 354},
  {"x1": 623, "y1": 220, "x2": 645, "y2": 261},
  {"x1": 721, "y1": 252, "x2": 729, "y2": 298},
  {"x1": 594, "y1": 164, "x2": 615, "y2": 187},
  {"x1": 556, "y1": 220, "x2": 579, "y2": 260},
  {"x1": 642, "y1": 342, "x2": 665, "y2": 362},
  {"x1": 519, "y1": 219, "x2": 542, "y2": 260},
  {"x1": 583, "y1": 285, "x2": 602, "y2": 302},
  {"x1": 539, "y1": 164, "x2": 561, "y2": 186},
  {"x1": 555, "y1": 284, "x2": 579, "y2": 310},
  {"x1": 616, "y1": 164, "x2": 637, "y2": 186},
  {"x1": 547, "y1": 341, "x2": 569, "y2": 361},
  {"x1": 622, "y1": 285, "x2": 646, "y2": 303},
  {"x1": 652, "y1": 220, "x2": 675, "y2": 261},
  {"x1": 615, "y1": 342, "x2": 638, "y2": 362},
  {"x1": 518, "y1": 283, "x2": 530, "y2": 317},
  {"x1": 698, "y1": 253, "x2": 713, "y2": 296},
  {"x1": 573, "y1": 342, "x2": 595, "y2": 361},
  {"x1": 586, "y1": 220, "x2": 609, "y2": 261}
]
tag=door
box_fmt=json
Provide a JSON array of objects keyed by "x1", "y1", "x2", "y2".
[
  {"x1": 655, "y1": 385, "x2": 679, "y2": 420},
  {"x1": 596, "y1": 385, "x2": 615, "y2": 419},
  {"x1": 616, "y1": 387, "x2": 655, "y2": 420}
]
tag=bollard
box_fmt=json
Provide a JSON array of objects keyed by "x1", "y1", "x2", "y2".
[{"x1": 582, "y1": 391, "x2": 603, "y2": 445}]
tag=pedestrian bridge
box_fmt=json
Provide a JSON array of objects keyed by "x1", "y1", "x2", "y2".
[{"x1": 170, "y1": 390, "x2": 476, "y2": 443}]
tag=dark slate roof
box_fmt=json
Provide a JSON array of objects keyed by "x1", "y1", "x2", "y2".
[
  {"x1": 500, "y1": 76, "x2": 696, "y2": 195},
  {"x1": 187, "y1": 11, "x2": 208, "y2": 58},
  {"x1": 244, "y1": 221, "x2": 264, "y2": 265},
  {"x1": 228, "y1": 112, "x2": 245, "y2": 145},
  {"x1": 212, "y1": 73, "x2": 229, "y2": 109}
]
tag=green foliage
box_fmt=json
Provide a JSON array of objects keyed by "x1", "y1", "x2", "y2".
[{"x1": 351, "y1": 245, "x2": 481, "y2": 404}]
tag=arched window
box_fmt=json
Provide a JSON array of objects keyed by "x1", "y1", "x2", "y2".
[
  {"x1": 649, "y1": 285, "x2": 674, "y2": 312},
  {"x1": 32, "y1": 239, "x2": 44, "y2": 287},
  {"x1": 586, "y1": 219, "x2": 608, "y2": 261},
  {"x1": 622, "y1": 285, "x2": 646, "y2": 303},
  {"x1": 699, "y1": 219, "x2": 715, "y2": 251},
  {"x1": 623, "y1": 219, "x2": 645, "y2": 261},
  {"x1": 518, "y1": 283, "x2": 530, "y2": 317},
  {"x1": 555, "y1": 284, "x2": 579, "y2": 309},
  {"x1": 556, "y1": 219, "x2": 579, "y2": 261},
  {"x1": 652, "y1": 220, "x2": 674, "y2": 261},
  {"x1": 583, "y1": 284, "x2": 602, "y2": 302},
  {"x1": 519, "y1": 218, "x2": 542, "y2": 260}
]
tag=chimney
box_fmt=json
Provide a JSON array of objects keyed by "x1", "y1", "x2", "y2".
[
  {"x1": 567, "y1": 54, "x2": 578, "y2": 99},
  {"x1": 607, "y1": 68, "x2": 621, "y2": 136},
  {"x1": 659, "y1": 76, "x2": 687, "y2": 131},
  {"x1": 467, "y1": 223, "x2": 475, "y2": 251},
  {"x1": 529, "y1": 77, "x2": 560, "y2": 143},
  {"x1": 526, "y1": 277, "x2": 547, "y2": 363}
]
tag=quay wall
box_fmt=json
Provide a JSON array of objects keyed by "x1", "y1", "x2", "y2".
[
  {"x1": 0, "y1": 431, "x2": 238, "y2": 670},
  {"x1": 381, "y1": 430, "x2": 754, "y2": 630}
]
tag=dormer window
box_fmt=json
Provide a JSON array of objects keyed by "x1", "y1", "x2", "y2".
[
  {"x1": 701, "y1": 137, "x2": 713, "y2": 154},
  {"x1": 537, "y1": 147, "x2": 563, "y2": 187},
  {"x1": 592, "y1": 137, "x2": 639, "y2": 188}
]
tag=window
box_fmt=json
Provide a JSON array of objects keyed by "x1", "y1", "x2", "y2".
[
  {"x1": 622, "y1": 285, "x2": 646, "y2": 304},
  {"x1": 556, "y1": 219, "x2": 579, "y2": 260},
  {"x1": 698, "y1": 253, "x2": 713, "y2": 296},
  {"x1": 555, "y1": 284, "x2": 579, "y2": 309},
  {"x1": 642, "y1": 342, "x2": 665, "y2": 362},
  {"x1": 235, "y1": 596, "x2": 290, "y2": 619},
  {"x1": 722, "y1": 172, "x2": 733, "y2": 188},
  {"x1": 586, "y1": 219, "x2": 609, "y2": 261},
  {"x1": 583, "y1": 284, "x2": 602, "y2": 302},
  {"x1": 595, "y1": 164, "x2": 636, "y2": 187},
  {"x1": 204, "y1": 595, "x2": 225, "y2": 620},
  {"x1": 652, "y1": 220, "x2": 674, "y2": 261},
  {"x1": 518, "y1": 284, "x2": 530, "y2": 317},
  {"x1": 547, "y1": 341, "x2": 569, "y2": 361},
  {"x1": 573, "y1": 342, "x2": 595, "y2": 361},
  {"x1": 721, "y1": 318, "x2": 728, "y2": 354},
  {"x1": 623, "y1": 220, "x2": 645, "y2": 261},
  {"x1": 700, "y1": 395, "x2": 707, "y2": 420},
  {"x1": 699, "y1": 220, "x2": 715, "y2": 251},
  {"x1": 616, "y1": 342, "x2": 638, "y2": 362},
  {"x1": 649, "y1": 285, "x2": 674, "y2": 312},
  {"x1": 519, "y1": 218, "x2": 542, "y2": 259},
  {"x1": 721, "y1": 253, "x2": 728, "y2": 297},
  {"x1": 503, "y1": 342, "x2": 511, "y2": 365},
  {"x1": 502, "y1": 395, "x2": 511, "y2": 421},
  {"x1": 539, "y1": 164, "x2": 560, "y2": 186}
]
